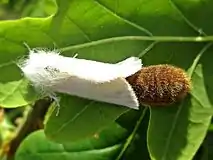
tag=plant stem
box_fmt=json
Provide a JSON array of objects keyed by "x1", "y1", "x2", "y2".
[
  {"x1": 7, "y1": 99, "x2": 52, "y2": 160},
  {"x1": 115, "y1": 107, "x2": 148, "y2": 160},
  {"x1": 60, "y1": 36, "x2": 213, "y2": 52}
]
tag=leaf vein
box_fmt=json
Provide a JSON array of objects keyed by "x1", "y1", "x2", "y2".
[
  {"x1": 0, "y1": 61, "x2": 14, "y2": 68},
  {"x1": 137, "y1": 41, "x2": 158, "y2": 58},
  {"x1": 115, "y1": 107, "x2": 148, "y2": 160},
  {"x1": 0, "y1": 79, "x2": 25, "y2": 104},
  {"x1": 40, "y1": 30, "x2": 59, "y2": 48},
  {"x1": 66, "y1": 15, "x2": 91, "y2": 41},
  {"x1": 93, "y1": 0, "x2": 153, "y2": 36},
  {"x1": 53, "y1": 101, "x2": 94, "y2": 135},
  {"x1": 191, "y1": 93, "x2": 213, "y2": 114},
  {"x1": 169, "y1": 0, "x2": 207, "y2": 36}
]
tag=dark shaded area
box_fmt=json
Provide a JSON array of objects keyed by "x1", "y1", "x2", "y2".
[
  {"x1": 7, "y1": 98, "x2": 52, "y2": 160},
  {"x1": 116, "y1": 108, "x2": 151, "y2": 160}
]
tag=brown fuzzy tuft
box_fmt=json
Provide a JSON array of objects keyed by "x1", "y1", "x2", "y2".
[{"x1": 126, "y1": 64, "x2": 191, "y2": 106}]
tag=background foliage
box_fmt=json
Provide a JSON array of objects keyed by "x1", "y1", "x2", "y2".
[{"x1": 0, "y1": 0, "x2": 212, "y2": 160}]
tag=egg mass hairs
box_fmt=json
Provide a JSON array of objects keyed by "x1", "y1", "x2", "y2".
[{"x1": 126, "y1": 64, "x2": 191, "y2": 106}]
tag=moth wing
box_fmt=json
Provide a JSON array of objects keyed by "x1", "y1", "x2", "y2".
[
  {"x1": 115, "y1": 57, "x2": 142, "y2": 78},
  {"x1": 63, "y1": 57, "x2": 142, "y2": 83},
  {"x1": 51, "y1": 77, "x2": 139, "y2": 109}
]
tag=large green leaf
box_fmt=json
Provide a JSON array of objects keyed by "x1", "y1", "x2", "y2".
[
  {"x1": 0, "y1": 0, "x2": 213, "y2": 159},
  {"x1": 0, "y1": 17, "x2": 54, "y2": 107},
  {"x1": 15, "y1": 126, "x2": 128, "y2": 160},
  {"x1": 16, "y1": 109, "x2": 150, "y2": 160},
  {"x1": 143, "y1": 0, "x2": 213, "y2": 159},
  {"x1": 44, "y1": 95, "x2": 128, "y2": 142}
]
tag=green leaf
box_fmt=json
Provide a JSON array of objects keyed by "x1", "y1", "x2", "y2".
[
  {"x1": 15, "y1": 125, "x2": 128, "y2": 160},
  {"x1": 144, "y1": 0, "x2": 213, "y2": 155},
  {"x1": 0, "y1": 17, "x2": 55, "y2": 107},
  {"x1": 16, "y1": 109, "x2": 150, "y2": 160},
  {"x1": 44, "y1": 95, "x2": 128, "y2": 142},
  {"x1": 0, "y1": 0, "x2": 213, "y2": 159}
]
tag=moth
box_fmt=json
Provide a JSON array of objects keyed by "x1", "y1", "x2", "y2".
[
  {"x1": 18, "y1": 49, "x2": 142, "y2": 110},
  {"x1": 18, "y1": 48, "x2": 191, "y2": 110}
]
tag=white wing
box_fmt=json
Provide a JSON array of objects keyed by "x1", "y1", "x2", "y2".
[
  {"x1": 19, "y1": 50, "x2": 142, "y2": 84},
  {"x1": 51, "y1": 77, "x2": 139, "y2": 109},
  {"x1": 60, "y1": 56, "x2": 142, "y2": 82}
]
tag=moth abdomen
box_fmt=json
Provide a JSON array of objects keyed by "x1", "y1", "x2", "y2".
[{"x1": 126, "y1": 64, "x2": 191, "y2": 106}]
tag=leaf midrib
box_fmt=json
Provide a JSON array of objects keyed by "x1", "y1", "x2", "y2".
[{"x1": 52, "y1": 101, "x2": 94, "y2": 137}]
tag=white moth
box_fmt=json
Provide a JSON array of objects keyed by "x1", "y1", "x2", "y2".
[{"x1": 18, "y1": 49, "x2": 142, "y2": 110}]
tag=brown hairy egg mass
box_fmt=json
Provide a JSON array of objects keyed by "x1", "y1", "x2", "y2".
[{"x1": 126, "y1": 64, "x2": 191, "y2": 106}]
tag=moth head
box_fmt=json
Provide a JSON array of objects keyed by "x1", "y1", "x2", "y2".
[{"x1": 17, "y1": 49, "x2": 66, "y2": 88}]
